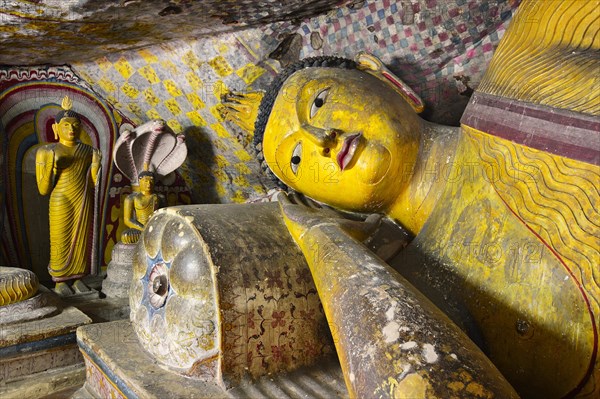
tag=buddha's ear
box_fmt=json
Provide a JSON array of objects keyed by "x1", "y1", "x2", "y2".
[
  {"x1": 356, "y1": 52, "x2": 425, "y2": 114},
  {"x1": 51, "y1": 123, "x2": 59, "y2": 140}
]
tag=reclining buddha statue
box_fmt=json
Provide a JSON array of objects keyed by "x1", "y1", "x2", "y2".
[
  {"x1": 96, "y1": 1, "x2": 597, "y2": 398},
  {"x1": 220, "y1": 0, "x2": 599, "y2": 397}
]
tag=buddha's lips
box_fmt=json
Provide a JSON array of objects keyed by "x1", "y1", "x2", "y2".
[{"x1": 337, "y1": 133, "x2": 361, "y2": 171}]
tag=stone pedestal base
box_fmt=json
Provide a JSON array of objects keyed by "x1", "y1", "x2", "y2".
[
  {"x1": 0, "y1": 289, "x2": 58, "y2": 325},
  {"x1": 76, "y1": 320, "x2": 347, "y2": 398},
  {"x1": 0, "y1": 293, "x2": 92, "y2": 398},
  {"x1": 102, "y1": 242, "x2": 136, "y2": 299}
]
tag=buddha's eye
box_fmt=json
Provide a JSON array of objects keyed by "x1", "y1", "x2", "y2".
[
  {"x1": 290, "y1": 142, "x2": 302, "y2": 175},
  {"x1": 310, "y1": 89, "x2": 329, "y2": 119}
]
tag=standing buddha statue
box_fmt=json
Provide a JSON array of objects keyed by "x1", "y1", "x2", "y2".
[{"x1": 35, "y1": 96, "x2": 101, "y2": 296}]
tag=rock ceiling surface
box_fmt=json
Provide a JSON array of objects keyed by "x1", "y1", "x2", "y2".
[{"x1": 0, "y1": 0, "x2": 348, "y2": 65}]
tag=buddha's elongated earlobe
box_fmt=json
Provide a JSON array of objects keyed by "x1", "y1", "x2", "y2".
[
  {"x1": 52, "y1": 123, "x2": 59, "y2": 140},
  {"x1": 356, "y1": 52, "x2": 425, "y2": 113}
]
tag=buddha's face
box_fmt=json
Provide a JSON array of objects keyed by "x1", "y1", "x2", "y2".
[
  {"x1": 139, "y1": 175, "x2": 155, "y2": 193},
  {"x1": 54, "y1": 117, "x2": 82, "y2": 143},
  {"x1": 262, "y1": 68, "x2": 421, "y2": 213}
]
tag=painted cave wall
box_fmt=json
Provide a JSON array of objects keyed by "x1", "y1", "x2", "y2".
[{"x1": 0, "y1": 0, "x2": 520, "y2": 283}]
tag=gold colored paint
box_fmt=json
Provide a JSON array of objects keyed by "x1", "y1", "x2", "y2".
[
  {"x1": 465, "y1": 382, "x2": 493, "y2": 398},
  {"x1": 138, "y1": 48, "x2": 158, "y2": 64},
  {"x1": 232, "y1": 175, "x2": 249, "y2": 188},
  {"x1": 163, "y1": 80, "x2": 183, "y2": 97},
  {"x1": 164, "y1": 98, "x2": 182, "y2": 116},
  {"x1": 97, "y1": 77, "x2": 116, "y2": 93},
  {"x1": 217, "y1": 42, "x2": 229, "y2": 54},
  {"x1": 138, "y1": 65, "x2": 160, "y2": 84},
  {"x1": 186, "y1": 92, "x2": 206, "y2": 110},
  {"x1": 214, "y1": 155, "x2": 230, "y2": 168},
  {"x1": 448, "y1": 381, "x2": 465, "y2": 392},
  {"x1": 215, "y1": 183, "x2": 226, "y2": 197},
  {"x1": 114, "y1": 57, "x2": 134, "y2": 79},
  {"x1": 212, "y1": 168, "x2": 228, "y2": 183},
  {"x1": 208, "y1": 56, "x2": 233, "y2": 77},
  {"x1": 121, "y1": 175, "x2": 160, "y2": 244},
  {"x1": 0, "y1": 25, "x2": 19, "y2": 33},
  {"x1": 75, "y1": 22, "x2": 112, "y2": 36},
  {"x1": 186, "y1": 110, "x2": 207, "y2": 127},
  {"x1": 128, "y1": 103, "x2": 143, "y2": 117},
  {"x1": 121, "y1": 82, "x2": 139, "y2": 99},
  {"x1": 112, "y1": 110, "x2": 122, "y2": 125},
  {"x1": 210, "y1": 104, "x2": 226, "y2": 122},
  {"x1": 160, "y1": 60, "x2": 179, "y2": 76},
  {"x1": 211, "y1": 122, "x2": 230, "y2": 138},
  {"x1": 259, "y1": 67, "x2": 425, "y2": 229},
  {"x1": 236, "y1": 63, "x2": 266, "y2": 85},
  {"x1": 211, "y1": 81, "x2": 229, "y2": 101},
  {"x1": 36, "y1": 98, "x2": 101, "y2": 287},
  {"x1": 105, "y1": 96, "x2": 121, "y2": 109},
  {"x1": 185, "y1": 72, "x2": 204, "y2": 92},
  {"x1": 234, "y1": 149, "x2": 253, "y2": 162},
  {"x1": 0, "y1": 267, "x2": 38, "y2": 306},
  {"x1": 211, "y1": 138, "x2": 228, "y2": 152},
  {"x1": 479, "y1": 0, "x2": 600, "y2": 115},
  {"x1": 145, "y1": 108, "x2": 161, "y2": 120},
  {"x1": 417, "y1": 126, "x2": 597, "y2": 397},
  {"x1": 225, "y1": 12, "x2": 598, "y2": 391},
  {"x1": 221, "y1": 91, "x2": 264, "y2": 135},
  {"x1": 231, "y1": 191, "x2": 247, "y2": 203},
  {"x1": 233, "y1": 32, "x2": 261, "y2": 59},
  {"x1": 465, "y1": 124, "x2": 600, "y2": 330},
  {"x1": 95, "y1": 57, "x2": 112, "y2": 72},
  {"x1": 234, "y1": 163, "x2": 252, "y2": 174},
  {"x1": 182, "y1": 50, "x2": 201, "y2": 70},
  {"x1": 394, "y1": 374, "x2": 432, "y2": 399},
  {"x1": 143, "y1": 87, "x2": 160, "y2": 107},
  {"x1": 166, "y1": 119, "x2": 182, "y2": 133}
]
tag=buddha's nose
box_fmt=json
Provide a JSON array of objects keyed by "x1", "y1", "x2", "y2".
[{"x1": 300, "y1": 124, "x2": 339, "y2": 147}]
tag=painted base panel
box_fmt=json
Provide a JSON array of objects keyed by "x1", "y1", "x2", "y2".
[{"x1": 77, "y1": 320, "x2": 348, "y2": 398}]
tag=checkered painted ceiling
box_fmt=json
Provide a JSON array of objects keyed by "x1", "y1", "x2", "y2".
[{"x1": 68, "y1": 0, "x2": 518, "y2": 204}]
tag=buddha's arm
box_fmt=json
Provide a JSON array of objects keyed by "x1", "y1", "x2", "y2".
[
  {"x1": 91, "y1": 148, "x2": 101, "y2": 186},
  {"x1": 123, "y1": 195, "x2": 143, "y2": 231},
  {"x1": 278, "y1": 193, "x2": 517, "y2": 398},
  {"x1": 35, "y1": 146, "x2": 55, "y2": 195}
]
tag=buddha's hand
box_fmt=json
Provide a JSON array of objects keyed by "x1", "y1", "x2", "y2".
[
  {"x1": 277, "y1": 191, "x2": 382, "y2": 245},
  {"x1": 35, "y1": 146, "x2": 55, "y2": 195},
  {"x1": 91, "y1": 149, "x2": 102, "y2": 185}
]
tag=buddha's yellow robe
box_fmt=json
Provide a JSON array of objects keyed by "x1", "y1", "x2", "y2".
[{"x1": 46, "y1": 142, "x2": 97, "y2": 281}]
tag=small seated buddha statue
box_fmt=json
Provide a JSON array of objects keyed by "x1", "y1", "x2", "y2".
[
  {"x1": 121, "y1": 171, "x2": 162, "y2": 244},
  {"x1": 111, "y1": 119, "x2": 186, "y2": 244}
]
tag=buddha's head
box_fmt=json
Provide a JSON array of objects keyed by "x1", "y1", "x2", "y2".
[
  {"x1": 138, "y1": 171, "x2": 155, "y2": 194},
  {"x1": 52, "y1": 96, "x2": 82, "y2": 145},
  {"x1": 255, "y1": 56, "x2": 424, "y2": 213}
]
